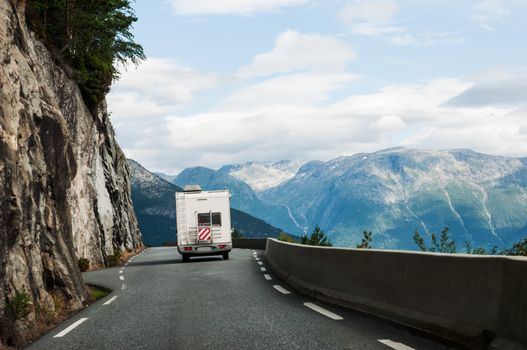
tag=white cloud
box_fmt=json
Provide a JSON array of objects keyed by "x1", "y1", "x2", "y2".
[
  {"x1": 221, "y1": 73, "x2": 358, "y2": 110},
  {"x1": 152, "y1": 77, "x2": 527, "y2": 172},
  {"x1": 108, "y1": 58, "x2": 217, "y2": 119},
  {"x1": 170, "y1": 0, "x2": 308, "y2": 15},
  {"x1": 471, "y1": 1, "x2": 509, "y2": 31},
  {"x1": 338, "y1": 0, "x2": 398, "y2": 25},
  {"x1": 236, "y1": 30, "x2": 356, "y2": 78},
  {"x1": 376, "y1": 115, "x2": 406, "y2": 131},
  {"x1": 338, "y1": 0, "x2": 403, "y2": 36},
  {"x1": 338, "y1": 1, "x2": 463, "y2": 47}
]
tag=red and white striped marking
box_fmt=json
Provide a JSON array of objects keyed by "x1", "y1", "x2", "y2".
[{"x1": 198, "y1": 227, "x2": 211, "y2": 240}]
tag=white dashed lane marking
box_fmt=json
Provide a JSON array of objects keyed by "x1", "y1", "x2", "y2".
[
  {"x1": 103, "y1": 296, "x2": 118, "y2": 305},
  {"x1": 273, "y1": 285, "x2": 291, "y2": 295},
  {"x1": 121, "y1": 284, "x2": 126, "y2": 290},
  {"x1": 378, "y1": 339, "x2": 415, "y2": 350},
  {"x1": 264, "y1": 274, "x2": 272, "y2": 280},
  {"x1": 303, "y1": 302, "x2": 343, "y2": 320},
  {"x1": 260, "y1": 267, "x2": 267, "y2": 272},
  {"x1": 257, "y1": 261, "x2": 263, "y2": 265},
  {"x1": 53, "y1": 318, "x2": 89, "y2": 338},
  {"x1": 255, "y1": 257, "x2": 260, "y2": 261},
  {"x1": 119, "y1": 276, "x2": 124, "y2": 281}
]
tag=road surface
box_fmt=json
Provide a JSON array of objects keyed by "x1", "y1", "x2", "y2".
[{"x1": 28, "y1": 248, "x2": 455, "y2": 349}]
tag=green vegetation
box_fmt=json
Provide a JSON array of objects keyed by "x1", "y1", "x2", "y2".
[
  {"x1": 464, "y1": 241, "x2": 499, "y2": 255},
  {"x1": 413, "y1": 227, "x2": 526, "y2": 256},
  {"x1": 5, "y1": 290, "x2": 32, "y2": 322},
  {"x1": 78, "y1": 257, "x2": 90, "y2": 272},
  {"x1": 231, "y1": 228, "x2": 244, "y2": 239},
  {"x1": 25, "y1": 0, "x2": 145, "y2": 112},
  {"x1": 413, "y1": 227, "x2": 456, "y2": 253},
  {"x1": 90, "y1": 286, "x2": 109, "y2": 301},
  {"x1": 503, "y1": 237, "x2": 527, "y2": 256},
  {"x1": 300, "y1": 225, "x2": 332, "y2": 247},
  {"x1": 278, "y1": 231, "x2": 297, "y2": 243},
  {"x1": 356, "y1": 230, "x2": 373, "y2": 249},
  {"x1": 107, "y1": 247, "x2": 123, "y2": 266}
]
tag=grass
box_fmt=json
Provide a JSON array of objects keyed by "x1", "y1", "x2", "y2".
[{"x1": 88, "y1": 285, "x2": 110, "y2": 301}]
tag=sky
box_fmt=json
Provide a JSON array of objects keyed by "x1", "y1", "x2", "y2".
[{"x1": 107, "y1": 0, "x2": 527, "y2": 174}]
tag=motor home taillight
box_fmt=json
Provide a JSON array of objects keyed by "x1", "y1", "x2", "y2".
[
  {"x1": 183, "y1": 247, "x2": 193, "y2": 251},
  {"x1": 218, "y1": 245, "x2": 226, "y2": 249}
]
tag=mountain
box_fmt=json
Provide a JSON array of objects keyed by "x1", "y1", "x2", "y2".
[
  {"x1": 154, "y1": 172, "x2": 177, "y2": 182},
  {"x1": 218, "y1": 160, "x2": 300, "y2": 191},
  {"x1": 128, "y1": 160, "x2": 283, "y2": 246},
  {"x1": 260, "y1": 148, "x2": 527, "y2": 250},
  {"x1": 174, "y1": 167, "x2": 302, "y2": 235}
]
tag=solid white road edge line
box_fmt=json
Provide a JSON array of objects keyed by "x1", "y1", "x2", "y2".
[
  {"x1": 260, "y1": 267, "x2": 267, "y2": 272},
  {"x1": 53, "y1": 318, "x2": 88, "y2": 338},
  {"x1": 273, "y1": 285, "x2": 291, "y2": 294},
  {"x1": 303, "y1": 302, "x2": 343, "y2": 320},
  {"x1": 103, "y1": 296, "x2": 118, "y2": 306},
  {"x1": 264, "y1": 274, "x2": 272, "y2": 280},
  {"x1": 119, "y1": 276, "x2": 124, "y2": 281},
  {"x1": 257, "y1": 261, "x2": 263, "y2": 265},
  {"x1": 378, "y1": 339, "x2": 415, "y2": 350}
]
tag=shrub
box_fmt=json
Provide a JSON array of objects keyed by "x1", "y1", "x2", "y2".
[
  {"x1": 107, "y1": 247, "x2": 123, "y2": 266},
  {"x1": 78, "y1": 257, "x2": 90, "y2": 272},
  {"x1": 5, "y1": 290, "x2": 33, "y2": 322},
  {"x1": 277, "y1": 232, "x2": 296, "y2": 243}
]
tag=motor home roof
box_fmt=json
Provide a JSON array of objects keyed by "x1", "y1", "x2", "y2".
[{"x1": 183, "y1": 184, "x2": 202, "y2": 192}]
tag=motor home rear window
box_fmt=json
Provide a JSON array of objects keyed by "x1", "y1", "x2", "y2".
[{"x1": 198, "y1": 213, "x2": 221, "y2": 226}]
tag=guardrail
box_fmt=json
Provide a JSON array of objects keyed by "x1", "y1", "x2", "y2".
[
  {"x1": 263, "y1": 238, "x2": 527, "y2": 350},
  {"x1": 232, "y1": 238, "x2": 267, "y2": 250}
]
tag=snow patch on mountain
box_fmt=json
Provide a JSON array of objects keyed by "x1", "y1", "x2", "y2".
[{"x1": 220, "y1": 160, "x2": 300, "y2": 191}]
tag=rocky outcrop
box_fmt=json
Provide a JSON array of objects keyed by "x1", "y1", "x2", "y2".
[{"x1": 0, "y1": 0, "x2": 141, "y2": 344}]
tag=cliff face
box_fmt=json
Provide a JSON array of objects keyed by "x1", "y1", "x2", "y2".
[{"x1": 0, "y1": 0, "x2": 141, "y2": 343}]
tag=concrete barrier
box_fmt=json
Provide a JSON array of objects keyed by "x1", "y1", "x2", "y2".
[
  {"x1": 232, "y1": 238, "x2": 267, "y2": 250},
  {"x1": 264, "y1": 238, "x2": 527, "y2": 350}
]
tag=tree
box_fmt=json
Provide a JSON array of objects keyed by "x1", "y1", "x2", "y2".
[
  {"x1": 300, "y1": 225, "x2": 332, "y2": 247},
  {"x1": 413, "y1": 229, "x2": 427, "y2": 252},
  {"x1": 26, "y1": 0, "x2": 145, "y2": 112},
  {"x1": 412, "y1": 227, "x2": 456, "y2": 253},
  {"x1": 504, "y1": 237, "x2": 527, "y2": 256},
  {"x1": 356, "y1": 230, "x2": 373, "y2": 249}
]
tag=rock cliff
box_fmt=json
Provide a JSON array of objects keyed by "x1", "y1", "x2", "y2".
[{"x1": 0, "y1": 0, "x2": 141, "y2": 344}]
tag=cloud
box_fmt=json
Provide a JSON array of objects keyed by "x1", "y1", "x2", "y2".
[
  {"x1": 338, "y1": 0, "x2": 403, "y2": 36},
  {"x1": 338, "y1": 0, "x2": 398, "y2": 25},
  {"x1": 221, "y1": 73, "x2": 358, "y2": 110},
  {"x1": 108, "y1": 58, "x2": 217, "y2": 119},
  {"x1": 169, "y1": 0, "x2": 308, "y2": 16},
  {"x1": 152, "y1": 77, "x2": 527, "y2": 173},
  {"x1": 444, "y1": 67, "x2": 527, "y2": 107},
  {"x1": 236, "y1": 30, "x2": 356, "y2": 78},
  {"x1": 338, "y1": 1, "x2": 463, "y2": 47},
  {"x1": 471, "y1": 1, "x2": 509, "y2": 31}
]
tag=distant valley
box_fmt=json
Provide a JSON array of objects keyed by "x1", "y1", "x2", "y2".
[{"x1": 164, "y1": 148, "x2": 527, "y2": 250}]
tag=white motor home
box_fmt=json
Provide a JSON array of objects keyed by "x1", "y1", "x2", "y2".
[{"x1": 176, "y1": 185, "x2": 232, "y2": 262}]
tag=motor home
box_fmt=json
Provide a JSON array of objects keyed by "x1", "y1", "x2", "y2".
[{"x1": 176, "y1": 185, "x2": 232, "y2": 262}]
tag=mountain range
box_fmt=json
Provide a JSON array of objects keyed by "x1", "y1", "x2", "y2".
[
  {"x1": 170, "y1": 148, "x2": 527, "y2": 250},
  {"x1": 128, "y1": 159, "x2": 283, "y2": 246}
]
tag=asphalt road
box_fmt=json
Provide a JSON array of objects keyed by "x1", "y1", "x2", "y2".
[{"x1": 27, "y1": 248, "x2": 454, "y2": 350}]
